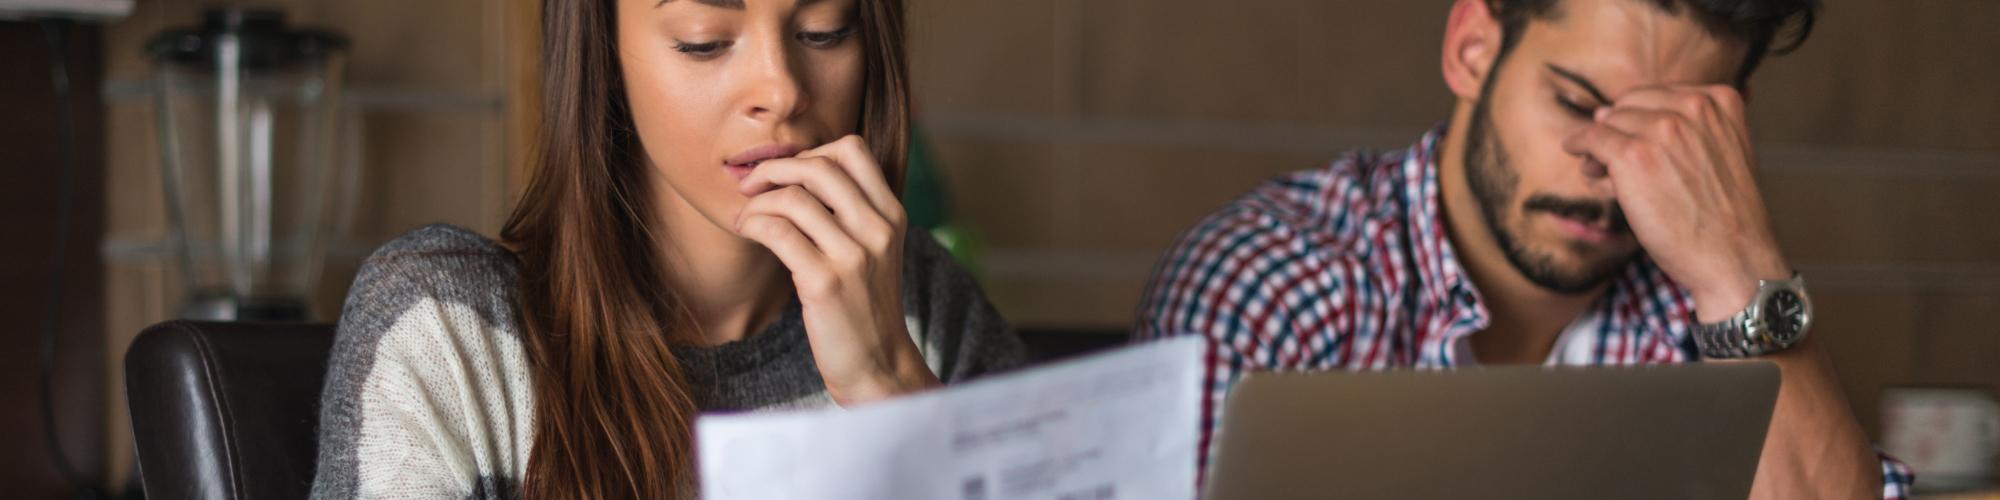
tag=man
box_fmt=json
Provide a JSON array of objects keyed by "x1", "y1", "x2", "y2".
[{"x1": 1133, "y1": 0, "x2": 1914, "y2": 497}]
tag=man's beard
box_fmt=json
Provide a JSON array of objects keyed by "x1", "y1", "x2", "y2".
[{"x1": 1462, "y1": 95, "x2": 1634, "y2": 294}]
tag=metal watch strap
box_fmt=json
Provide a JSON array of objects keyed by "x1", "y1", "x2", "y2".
[
  {"x1": 1695, "y1": 315, "x2": 1753, "y2": 358},
  {"x1": 1693, "y1": 273, "x2": 1810, "y2": 359}
]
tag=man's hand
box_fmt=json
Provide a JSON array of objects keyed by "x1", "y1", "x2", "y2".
[
  {"x1": 1565, "y1": 84, "x2": 1885, "y2": 500},
  {"x1": 1562, "y1": 84, "x2": 1789, "y2": 322}
]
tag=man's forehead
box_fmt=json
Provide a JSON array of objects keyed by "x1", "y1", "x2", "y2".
[{"x1": 1516, "y1": 0, "x2": 1746, "y2": 95}]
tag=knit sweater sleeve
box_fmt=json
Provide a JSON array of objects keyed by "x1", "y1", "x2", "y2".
[
  {"x1": 902, "y1": 231, "x2": 1027, "y2": 382},
  {"x1": 311, "y1": 225, "x2": 534, "y2": 500}
]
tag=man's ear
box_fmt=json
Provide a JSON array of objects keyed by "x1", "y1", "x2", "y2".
[{"x1": 1442, "y1": 0, "x2": 1503, "y2": 101}]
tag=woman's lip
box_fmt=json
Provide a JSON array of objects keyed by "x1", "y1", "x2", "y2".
[
  {"x1": 723, "y1": 143, "x2": 811, "y2": 168},
  {"x1": 726, "y1": 164, "x2": 757, "y2": 182}
]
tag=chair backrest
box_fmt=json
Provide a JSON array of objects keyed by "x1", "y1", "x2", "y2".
[{"x1": 125, "y1": 320, "x2": 336, "y2": 500}]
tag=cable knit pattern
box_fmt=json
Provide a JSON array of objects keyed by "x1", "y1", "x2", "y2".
[{"x1": 310, "y1": 224, "x2": 1025, "y2": 499}]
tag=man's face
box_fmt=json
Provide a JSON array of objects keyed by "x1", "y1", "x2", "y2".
[{"x1": 1464, "y1": 0, "x2": 1743, "y2": 293}]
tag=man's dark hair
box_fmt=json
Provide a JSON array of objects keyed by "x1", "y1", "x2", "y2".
[{"x1": 1484, "y1": 0, "x2": 1821, "y2": 86}]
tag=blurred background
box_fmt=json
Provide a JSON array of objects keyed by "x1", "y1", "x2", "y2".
[{"x1": 0, "y1": 0, "x2": 1993, "y2": 498}]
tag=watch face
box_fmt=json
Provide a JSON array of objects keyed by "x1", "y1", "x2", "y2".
[{"x1": 1763, "y1": 289, "x2": 1807, "y2": 343}]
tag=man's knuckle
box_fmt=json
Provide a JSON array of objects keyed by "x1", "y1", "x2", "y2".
[
  {"x1": 1619, "y1": 144, "x2": 1651, "y2": 165},
  {"x1": 1645, "y1": 117, "x2": 1676, "y2": 138},
  {"x1": 1676, "y1": 93, "x2": 1705, "y2": 111},
  {"x1": 1707, "y1": 84, "x2": 1739, "y2": 101}
]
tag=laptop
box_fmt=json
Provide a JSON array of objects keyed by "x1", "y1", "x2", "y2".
[{"x1": 1203, "y1": 362, "x2": 1781, "y2": 500}]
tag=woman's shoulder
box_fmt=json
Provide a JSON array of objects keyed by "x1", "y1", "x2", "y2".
[
  {"x1": 366, "y1": 223, "x2": 515, "y2": 267},
  {"x1": 315, "y1": 224, "x2": 535, "y2": 498},
  {"x1": 346, "y1": 224, "x2": 520, "y2": 315},
  {"x1": 331, "y1": 223, "x2": 525, "y2": 371}
]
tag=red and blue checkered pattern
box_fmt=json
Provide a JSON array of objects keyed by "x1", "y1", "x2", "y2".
[{"x1": 1133, "y1": 128, "x2": 1914, "y2": 498}]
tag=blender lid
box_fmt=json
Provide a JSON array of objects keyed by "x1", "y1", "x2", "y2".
[{"x1": 145, "y1": 7, "x2": 347, "y2": 70}]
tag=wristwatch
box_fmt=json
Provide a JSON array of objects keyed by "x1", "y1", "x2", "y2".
[{"x1": 1693, "y1": 273, "x2": 1813, "y2": 359}]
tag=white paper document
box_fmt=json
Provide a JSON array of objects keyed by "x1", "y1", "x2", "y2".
[{"x1": 697, "y1": 336, "x2": 1206, "y2": 500}]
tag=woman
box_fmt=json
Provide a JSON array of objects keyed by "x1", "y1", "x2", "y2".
[{"x1": 309, "y1": 0, "x2": 1024, "y2": 497}]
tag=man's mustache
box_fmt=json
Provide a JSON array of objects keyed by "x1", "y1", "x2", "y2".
[{"x1": 1524, "y1": 194, "x2": 1630, "y2": 234}]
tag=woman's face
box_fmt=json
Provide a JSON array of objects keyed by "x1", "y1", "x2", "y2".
[{"x1": 618, "y1": 0, "x2": 865, "y2": 232}]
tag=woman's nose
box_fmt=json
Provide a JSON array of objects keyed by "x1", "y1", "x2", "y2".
[{"x1": 742, "y1": 40, "x2": 809, "y2": 123}]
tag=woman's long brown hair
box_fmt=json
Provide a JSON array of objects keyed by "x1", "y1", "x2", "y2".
[{"x1": 501, "y1": 0, "x2": 909, "y2": 497}]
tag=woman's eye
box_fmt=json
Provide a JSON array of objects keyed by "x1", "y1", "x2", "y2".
[
  {"x1": 796, "y1": 26, "x2": 856, "y2": 49},
  {"x1": 673, "y1": 40, "x2": 729, "y2": 58}
]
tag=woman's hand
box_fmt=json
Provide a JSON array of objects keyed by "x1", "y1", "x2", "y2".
[{"x1": 732, "y1": 134, "x2": 939, "y2": 405}]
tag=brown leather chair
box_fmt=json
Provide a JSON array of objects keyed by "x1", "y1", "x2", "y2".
[{"x1": 124, "y1": 320, "x2": 336, "y2": 500}]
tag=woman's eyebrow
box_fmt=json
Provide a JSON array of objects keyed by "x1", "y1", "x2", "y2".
[
  {"x1": 660, "y1": 0, "x2": 747, "y2": 9},
  {"x1": 657, "y1": 0, "x2": 835, "y2": 9}
]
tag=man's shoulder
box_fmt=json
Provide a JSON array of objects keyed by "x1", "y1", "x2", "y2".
[
  {"x1": 1158, "y1": 148, "x2": 1411, "y2": 272},
  {"x1": 1135, "y1": 149, "x2": 1414, "y2": 345}
]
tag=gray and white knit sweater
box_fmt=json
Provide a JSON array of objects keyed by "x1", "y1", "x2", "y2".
[{"x1": 309, "y1": 224, "x2": 1026, "y2": 499}]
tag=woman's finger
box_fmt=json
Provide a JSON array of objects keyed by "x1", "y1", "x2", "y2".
[
  {"x1": 737, "y1": 185, "x2": 865, "y2": 266},
  {"x1": 738, "y1": 156, "x2": 894, "y2": 251},
  {"x1": 734, "y1": 213, "x2": 827, "y2": 281},
  {"x1": 798, "y1": 135, "x2": 903, "y2": 223}
]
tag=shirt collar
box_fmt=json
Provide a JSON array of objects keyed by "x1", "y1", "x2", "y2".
[{"x1": 1402, "y1": 126, "x2": 1487, "y2": 327}]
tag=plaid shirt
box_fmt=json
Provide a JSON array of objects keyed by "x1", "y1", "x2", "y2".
[{"x1": 1133, "y1": 128, "x2": 1915, "y2": 498}]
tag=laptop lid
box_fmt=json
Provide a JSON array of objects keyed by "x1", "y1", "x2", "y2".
[{"x1": 1204, "y1": 362, "x2": 1780, "y2": 500}]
